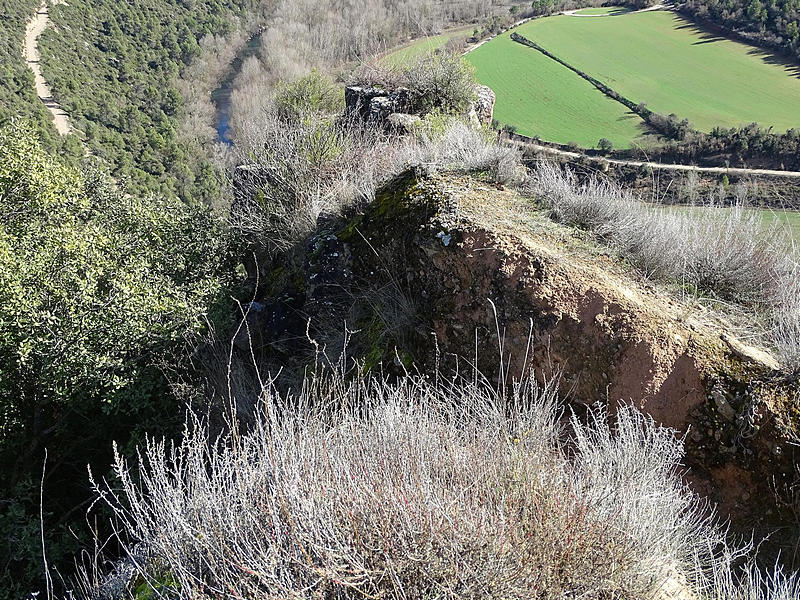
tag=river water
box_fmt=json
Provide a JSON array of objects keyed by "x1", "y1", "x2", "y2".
[{"x1": 211, "y1": 32, "x2": 264, "y2": 145}]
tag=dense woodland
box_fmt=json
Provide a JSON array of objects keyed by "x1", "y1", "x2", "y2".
[
  {"x1": 0, "y1": 0, "x2": 254, "y2": 593},
  {"x1": 37, "y1": 0, "x2": 254, "y2": 201}
]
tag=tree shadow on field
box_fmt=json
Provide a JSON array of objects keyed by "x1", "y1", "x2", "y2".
[
  {"x1": 692, "y1": 34, "x2": 726, "y2": 45},
  {"x1": 605, "y1": 7, "x2": 634, "y2": 16},
  {"x1": 617, "y1": 110, "x2": 660, "y2": 141},
  {"x1": 673, "y1": 16, "x2": 800, "y2": 80},
  {"x1": 747, "y1": 48, "x2": 800, "y2": 80},
  {"x1": 617, "y1": 112, "x2": 639, "y2": 121},
  {"x1": 673, "y1": 22, "x2": 726, "y2": 45}
]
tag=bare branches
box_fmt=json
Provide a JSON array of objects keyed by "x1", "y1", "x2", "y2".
[
  {"x1": 72, "y1": 373, "x2": 729, "y2": 599},
  {"x1": 526, "y1": 161, "x2": 800, "y2": 371}
]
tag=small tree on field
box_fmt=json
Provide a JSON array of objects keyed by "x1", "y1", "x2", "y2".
[{"x1": 598, "y1": 138, "x2": 614, "y2": 153}]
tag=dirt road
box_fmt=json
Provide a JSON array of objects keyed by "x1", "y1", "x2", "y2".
[
  {"x1": 24, "y1": 0, "x2": 72, "y2": 135},
  {"x1": 511, "y1": 139, "x2": 800, "y2": 178}
]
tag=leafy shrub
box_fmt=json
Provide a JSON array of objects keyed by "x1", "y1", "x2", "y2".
[
  {"x1": 274, "y1": 69, "x2": 345, "y2": 122},
  {"x1": 0, "y1": 123, "x2": 230, "y2": 598},
  {"x1": 403, "y1": 50, "x2": 477, "y2": 114},
  {"x1": 408, "y1": 109, "x2": 455, "y2": 140}
]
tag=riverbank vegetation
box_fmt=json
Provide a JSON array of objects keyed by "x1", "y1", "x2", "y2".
[{"x1": 226, "y1": 0, "x2": 520, "y2": 140}]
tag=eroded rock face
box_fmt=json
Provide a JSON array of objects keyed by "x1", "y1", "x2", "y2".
[
  {"x1": 344, "y1": 84, "x2": 495, "y2": 130},
  {"x1": 245, "y1": 169, "x2": 799, "y2": 551},
  {"x1": 470, "y1": 85, "x2": 496, "y2": 126}
]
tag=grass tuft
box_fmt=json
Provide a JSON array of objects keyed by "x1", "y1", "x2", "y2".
[{"x1": 527, "y1": 161, "x2": 800, "y2": 371}]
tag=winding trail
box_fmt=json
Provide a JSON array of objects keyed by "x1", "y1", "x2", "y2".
[
  {"x1": 24, "y1": 0, "x2": 72, "y2": 135},
  {"x1": 510, "y1": 139, "x2": 800, "y2": 178}
]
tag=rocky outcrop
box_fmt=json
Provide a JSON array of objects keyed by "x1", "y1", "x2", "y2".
[
  {"x1": 344, "y1": 86, "x2": 413, "y2": 126},
  {"x1": 469, "y1": 85, "x2": 496, "y2": 126},
  {"x1": 344, "y1": 84, "x2": 495, "y2": 131},
  {"x1": 243, "y1": 169, "x2": 800, "y2": 554}
]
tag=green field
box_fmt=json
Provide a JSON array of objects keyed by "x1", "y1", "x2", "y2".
[
  {"x1": 509, "y1": 10, "x2": 800, "y2": 134},
  {"x1": 655, "y1": 205, "x2": 800, "y2": 243},
  {"x1": 466, "y1": 34, "x2": 653, "y2": 148},
  {"x1": 573, "y1": 6, "x2": 632, "y2": 15},
  {"x1": 383, "y1": 27, "x2": 472, "y2": 67}
]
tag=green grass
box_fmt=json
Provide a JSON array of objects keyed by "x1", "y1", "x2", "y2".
[
  {"x1": 656, "y1": 205, "x2": 800, "y2": 244},
  {"x1": 513, "y1": 10, "x2": 800, "y2": 133},
  {"x1": 466, "y1": 34, "x2": 653, "y2": 149},
  {"x1": 573, "y1": 6, "x2": 632, "y2": 15},
  {"x1": 383, "y1": 27, "x2": 472, "y2": 67},
  {"x1": 756, "y1": 208, "x2": 800, "y2": 242},
  {"x1": 775, "y1": 210, "x2": 800, "y2": 241}
]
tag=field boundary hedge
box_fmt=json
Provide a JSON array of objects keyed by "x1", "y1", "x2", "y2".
[
  {"x1": 509, "y1": 32, "x2": 700, "y2": 142},
  {"x1": 510, "y1": 32, "x2": 643, "y2": 114}
]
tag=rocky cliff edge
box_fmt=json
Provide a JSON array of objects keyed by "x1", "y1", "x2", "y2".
[{"x1": 245, "y1": 168, "x2": 800, "y2": 547}]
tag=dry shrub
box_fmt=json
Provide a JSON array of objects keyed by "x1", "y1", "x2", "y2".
[
  {"x1": 77, "y1": 372, "x2": 736, "y2": 599},
  {"x1": 527, "y1": 162, "x2": 800, "y2": 370},
  {"x1": 228, "y1": 110, "x2": 401, "y2": 255},
  {"x1": 404, "y1": 120, "x2": 524, "y2": 184},
  {"x1": 772, "y1": 261, "x2": 800, "y2": 371}
]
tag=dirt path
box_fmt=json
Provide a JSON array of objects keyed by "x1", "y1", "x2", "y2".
[
  {"x1": 511, "y1": 139, "x2": 800, "y2": 178},
  {"x1": 24, "y1": 0, "x2": 72, "y2": 135}
]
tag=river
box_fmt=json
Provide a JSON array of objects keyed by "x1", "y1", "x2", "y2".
[{"x1": 211, "y1": 31, "x2": 264, "y2": 145}]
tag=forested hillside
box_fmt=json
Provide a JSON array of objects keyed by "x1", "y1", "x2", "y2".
[
  {"x1": 0, "y1": 0, "x2": 74, "y2": 153},
  {"x1": 0, "y1": 124, "x2": 233, "y2": 600},
  {"x1": 681, "y1": 0, "x2": 800, "y2": 61},
  {"x1": 36, "y1": 0, "x2": 253, "y2": 201}
]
